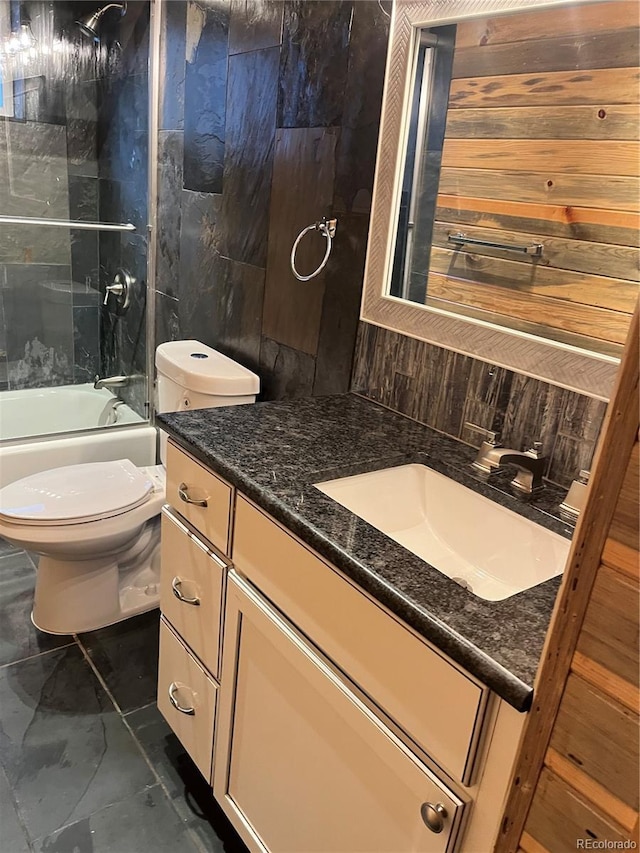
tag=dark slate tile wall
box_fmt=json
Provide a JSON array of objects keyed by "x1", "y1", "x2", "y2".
[
  {"x1": 183, "y1": 0, "x2": 229, "y2": 194},
  {"x1": 277, "y1": 1, "x2": 352, "y2": 129},
  {"x1": 351, "y1": 322, "x2": 608, "y2": 489},
  {"x1": 215, "y1": 45, "x2": 279, "y2": 268},
  {"x1": 154, "y1": 0, "x2": 390, "y2": 400},
  {"x1": 1, "y1": 265, "x2": 74, "y2": 389},
  {"x1": 96, "y1": 0, "x2": 151, "y2": 417}
]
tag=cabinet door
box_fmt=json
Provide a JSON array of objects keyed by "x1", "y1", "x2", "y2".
[
  {"x1": 233, "y1": 496, "x2": 488, "y2": 783},
  {"x1": 214, "y1": 572, "x2": 466, "y2": 853}
]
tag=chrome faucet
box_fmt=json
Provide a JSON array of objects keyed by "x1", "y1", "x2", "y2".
[
  {"x1": 94, "y1": 374, "x2": 130, "y2": 390},
  {"x1": 471, "y1": 431, "x2": 546, "y2": 493}
]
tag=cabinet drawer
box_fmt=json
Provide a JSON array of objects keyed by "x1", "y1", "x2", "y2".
[
  {"x1": 215, "y1": 572, "x2": 466, "y2": 853},
  {"x1": 157, "y1": 618, "x2": 217, "y2": 781},
  {"x1": 160, "y1": 507, "x2": 227, "y2": 678},
  {"x1": 232, "y1": 496, "x2": 488, "y2": 783},
  {"x1": 166, "y1": 441, "x2": 233, "y2": 555}
]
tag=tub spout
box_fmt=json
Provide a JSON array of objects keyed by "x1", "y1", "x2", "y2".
[{"x1": 94, "y1": 374, "x2": 130, "y2": 390}]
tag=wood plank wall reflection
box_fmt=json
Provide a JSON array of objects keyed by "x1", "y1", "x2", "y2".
[
  {"x1": 423, "y1": 1, "x2": 640, "y2": 354},
  {"x1": 154, "y1": 0, "x2": 389, "y2": 399}
]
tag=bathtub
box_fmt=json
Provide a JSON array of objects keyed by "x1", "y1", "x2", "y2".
[{"x1": 0, "y1": 384, "x2": 157, "y2": 487}]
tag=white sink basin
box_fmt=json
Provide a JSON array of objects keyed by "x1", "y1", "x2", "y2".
[{"x1": 315, "y1": 463, "x2": 570, "y2": 601}]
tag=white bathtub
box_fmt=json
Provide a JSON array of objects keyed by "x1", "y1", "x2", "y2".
[{"x1": 0, "y1": 384, "x2": 157, "y2": 487}]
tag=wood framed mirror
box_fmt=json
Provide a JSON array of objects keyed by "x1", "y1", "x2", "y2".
[{"x1": 361, "y1": 0, "x2": 639, "y2": 400}]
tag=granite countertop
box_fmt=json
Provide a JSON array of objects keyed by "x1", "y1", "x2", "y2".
[{"x1": 158, "y1": 394, "x2": 574, "y2": 712}]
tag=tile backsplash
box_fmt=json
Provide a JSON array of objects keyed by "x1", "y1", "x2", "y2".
[{"x1": 351, "y1": 322, "x2": 608, "y2": 489}]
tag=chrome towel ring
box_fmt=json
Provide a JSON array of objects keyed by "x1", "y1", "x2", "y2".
[{"x1": 290, "y1": 217, "x2": 337, "y2": 282}]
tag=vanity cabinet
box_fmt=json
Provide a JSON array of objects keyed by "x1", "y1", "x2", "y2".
[
  {"x1": 157, "y1": 444, "x2": 233, "y2": 782},
  {"x1": 158, "y1": 440, "x2": 526, "y2": 853},
  {"x1": 231, "y1": 494, "x2": 489, "y2": 785},
  {"x1": 213, "y1": 571, "x2": 466, "y2": 853}
]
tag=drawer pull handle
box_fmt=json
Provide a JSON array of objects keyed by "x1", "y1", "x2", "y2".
[
  {"x1": 178, "y1": 484, "x2": 208, "y2": 507},
  {"x1": 420, "y1": 802, "x2": 447, "y2": 834},
  {"x1": 168, "y1": 682, "x2": 195, "y2": 715},
  {"x1": 171, "y1": 577, "x2": 201, "y2": 606}
]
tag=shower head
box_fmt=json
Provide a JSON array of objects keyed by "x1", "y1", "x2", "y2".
[{"x1": 76, "y1": 2, "x2": 127, "y2": 42}]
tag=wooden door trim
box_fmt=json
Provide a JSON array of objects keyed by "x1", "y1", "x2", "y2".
[{"x1": 495, "y1": 301, "x2": 639, "y2": 851}]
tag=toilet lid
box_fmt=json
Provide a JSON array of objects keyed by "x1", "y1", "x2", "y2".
[{"x1": 0, "y1": 460, "x2": 153, "y2": 526}]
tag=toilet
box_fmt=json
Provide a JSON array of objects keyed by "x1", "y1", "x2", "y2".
[{"x1": 0, "y1": 341, "x2": 259, "y2": 635}]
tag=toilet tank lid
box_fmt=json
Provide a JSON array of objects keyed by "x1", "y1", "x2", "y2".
[{"x1": 156, "y1": 341, "x2": 260, "y2": 396}]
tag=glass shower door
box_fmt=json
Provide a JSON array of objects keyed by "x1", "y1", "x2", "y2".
[{"x1": 0, "y1": 0, "x2": 151, "y2": 444}]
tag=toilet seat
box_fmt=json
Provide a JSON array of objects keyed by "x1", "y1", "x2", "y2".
[{"x1": 0, "y1": 459, "x2": 154, "y2": 526}]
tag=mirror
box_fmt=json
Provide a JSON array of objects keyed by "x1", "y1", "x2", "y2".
[{"x1": 362, "y1": 0, "x2": 639, "y2": 400}]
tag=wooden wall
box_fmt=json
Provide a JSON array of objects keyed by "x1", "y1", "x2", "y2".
[
  {"x1": 423, "y1": 2, "x2": 640, "y2": 355},
  {"x1": 496, "y1": 305, "x2": 639, "y2": 852}
]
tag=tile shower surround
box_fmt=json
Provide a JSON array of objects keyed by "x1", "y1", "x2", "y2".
[
  {"x1": 155, "y1": 0, "x2": 390, "y2": 399},
  {"x1": 0, "y1": 540, "x2": 248, "y2": 852},
  {"x1": 352, "y1": 322, "x2": 608, "y2": 489},
  {"x1": 0, "y1": 0, "x2": 149, "y2": 413}
]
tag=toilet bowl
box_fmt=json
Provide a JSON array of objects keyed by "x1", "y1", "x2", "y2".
[
  {"x1": 0, "y1": 341, "x2": 259, "y2": 635},
  {"x1": 0, "y1": 460, "x2": 166, "y2": 634}
]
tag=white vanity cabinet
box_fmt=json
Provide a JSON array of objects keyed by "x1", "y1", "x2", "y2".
[
  {"x1": 157, "y1": 444, "x2": 234, "y2": 781},
  {"x1": 158, "y1": 440, "x2": 527, "y2": 853},
  {"x1": 213, "y1": 571, "x2": 466, "y2": 853}
]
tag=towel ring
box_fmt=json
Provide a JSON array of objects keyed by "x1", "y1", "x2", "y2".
[{"x1": 290, "y1": 217, "x2": 337, "y2": 282}]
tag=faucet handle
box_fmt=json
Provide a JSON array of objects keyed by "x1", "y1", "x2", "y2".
[
  {"x1": 525, "y1": 440, "x2": 544, "y2": 458},
  {"x1": 560, "y1": 470, "x2": 590, "y2": 521},
  {"x1": 464, "y1": 422, "x2": 501, "y2": 446}
]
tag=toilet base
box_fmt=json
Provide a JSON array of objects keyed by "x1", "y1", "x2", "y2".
[{"x1": 32, "y1": 518, "x2": 161, "y2": 635}]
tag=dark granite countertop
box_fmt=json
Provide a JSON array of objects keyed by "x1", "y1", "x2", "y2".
[{"x1": 158, "y1": 394, "x2": 573, "y2": 712}]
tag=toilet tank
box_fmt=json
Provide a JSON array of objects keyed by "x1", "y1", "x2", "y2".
[{"x1": 155, "y1": 341, "x2": 260, "y2": 464}]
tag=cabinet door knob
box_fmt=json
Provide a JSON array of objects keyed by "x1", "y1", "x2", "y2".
[
  {"x1": 171, "y1": 577, "x2": 201, "y2": 606},
  {"x1": 420, "y1": 802, "x2": 447, "y2": 833},
  {"x1": 168, "y1": 682, "x2": 196, "y2": 715},
  {"x1": 178, "y1": 483, "x2": 208, "y2": 507}
]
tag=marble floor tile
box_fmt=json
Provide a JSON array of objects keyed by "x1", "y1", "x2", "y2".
[
  {"x1": 0, "y1": 645, "x2": 156, "y2": 842},
  {"x1": 32, "y1": 785, "x2": 202, "y2": 853},
  {"x1": 0, "y1": 537, "x2": 22, "y2": 558},
  {"x1": 78, "y1": 610, "x2": 160, "y2": 713},
  {"x1": 125, "y1": 703, "x2": 247, "y2": 853},
  {"x1": 0, "y1": 551, "x2": 73, "y2": 668},
  {"x1": 0, "y1": 763, "x2": 31, "y2": 853}
]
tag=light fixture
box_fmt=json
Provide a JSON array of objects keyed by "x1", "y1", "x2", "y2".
[{"x1": 4, "y1": 13, "x2": 36, "y2": 57}]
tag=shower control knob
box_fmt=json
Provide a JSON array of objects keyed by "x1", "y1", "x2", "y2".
[
  {"x1": 103, "y1": 269, "x2": 133, "y2": 311},
  {"x1": 103, "y1": 281, "x2": 125, "y2": 304}
]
